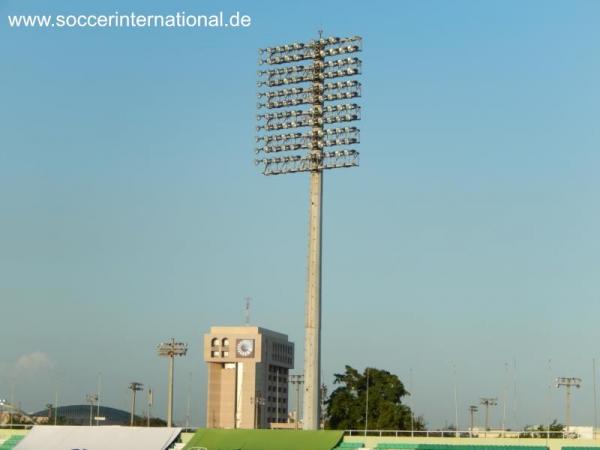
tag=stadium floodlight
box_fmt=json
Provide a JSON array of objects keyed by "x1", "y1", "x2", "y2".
[
  {"x1": 85, "y1": 394, "x2": 98, "y2": 426},
  {"x1": 157, "y1": 338, "x2": 188, "y2": 427},
  {"x1": 128, "y1": 382, "x2": 143, "y2": 426},
  {"x1": 254, "y1": 33, "x2": 362, "y2": 430},
  {"x1": 468, "y1": 405, "x2": 478, "y2": 436},
  {"x1": 289, "y1": 374, "x2": 305, "y2": 430},
  {"x1": 480, "y1": 398, "x2": 498, "y2": 431},
  {"x1": 556, "y1": 377, "x2": 582, "y2": 432}
]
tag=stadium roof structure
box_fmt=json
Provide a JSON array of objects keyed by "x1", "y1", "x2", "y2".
[
  {"x1": 183, "y1": 428, "x2": 344, "y2": 450},
  {"x1": 15, "y1": 425, "x2": 182, "y2": 450}
]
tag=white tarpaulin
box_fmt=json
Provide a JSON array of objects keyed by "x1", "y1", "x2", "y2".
[{"x1": 16, "y1": 425, "x2": 182, "y2": 450}]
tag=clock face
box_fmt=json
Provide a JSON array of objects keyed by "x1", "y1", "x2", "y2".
[{"x1": 236, "y1": 339, "x2": 255, "y2": 357}]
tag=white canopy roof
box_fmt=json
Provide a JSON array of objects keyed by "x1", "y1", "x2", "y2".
[{"x1": 16, "y1": 425, "x2": 182, "y2": 450}]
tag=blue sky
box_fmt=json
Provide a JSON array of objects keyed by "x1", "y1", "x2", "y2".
[{"x1": 1, "y1": 0, "x2": 600, "y2": 430}]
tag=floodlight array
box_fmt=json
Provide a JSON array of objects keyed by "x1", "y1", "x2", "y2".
[
  {"x1": 258, "y1": 36, "x2": 362, "y2": 65},
  {"x1": 255, "y1": 35, "x2": 362, "y2": 176},
  {"x1": 256, "y1": 105, "x2": 361, "y2": 131},
  {"x1": 157, "y1": 341, "x2": 188, "y2": 357},
  {"x1": 256, "y1": 127, "x2": 359, "y2": 154},
  {"x1": 257, "y1": 57, "x2": 361, "y2": 87},
  {"x1": 256, "y1": 150, "x2": 359, "y2": 176}
]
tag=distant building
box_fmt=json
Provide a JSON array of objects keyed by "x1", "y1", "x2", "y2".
[{"x1": 203, "y1": 326, "x2": 294, "y2": 429}]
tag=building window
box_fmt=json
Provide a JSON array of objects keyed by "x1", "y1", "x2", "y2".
[
  {"x1": 211, "y1": 351, "x2": 219, "y2": 357},
  {"x1": 222, "y1": 351, "x2": 229, "y2": 357},
  {"x1": 222, "y1": 338, "x2": 229, "y2": 347},
  {"x1": 211, "y1": 338, "x2": 219, "y2": 347}
]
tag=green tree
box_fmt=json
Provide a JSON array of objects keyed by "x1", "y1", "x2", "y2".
[{"x1": 325, "y1": 365, "x2": 425, "y2": 430}]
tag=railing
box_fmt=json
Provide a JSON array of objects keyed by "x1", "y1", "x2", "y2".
[
  {"x1": 0, "y1": 424, "x2": 33, "y2": 430},
  {"x1": 344, "y1": 430, "x2": 576, "y2": 439}
]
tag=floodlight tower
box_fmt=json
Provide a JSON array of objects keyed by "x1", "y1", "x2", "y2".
[
  {"x1": 85, "y1": 393, "x2": 98, "y2": 426},
  {"x1": 480, "y1": 397, "x2": 497, "y2": 431},
  {"x1": 128, "y1": 382, "x2": 143, "y2": 426},
  {"x1": 157, "y1": 338, "x2": 188, "y2": 427},
  {"x1": 556, "y1": 377, "x2": 582, "y2": 432},
  {"x1": 289, "y1": 374, "x2": 305, "y2": 429},
  {"x1": 255, "y1": 34, "x2": 362, "y2": 430},
  {"x1": 468, "y1": 405, "x2": 478, "y2": 436}
]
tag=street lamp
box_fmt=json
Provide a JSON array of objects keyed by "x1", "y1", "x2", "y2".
[
  {"x1": 128, "y1": 382, "x2": 143, "y2": 426},
  {"x1": 255, "y1": 34, "x2": 362, "y2": 430},
  {"x1": 157, "y1": 338, "x2": 188, "y2": 427}
]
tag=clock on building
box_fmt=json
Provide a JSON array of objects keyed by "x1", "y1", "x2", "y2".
[{"x1": 236, "y1": 339, "x2": 255, "y2": 357}]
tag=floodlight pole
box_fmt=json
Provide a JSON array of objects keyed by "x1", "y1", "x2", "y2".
[
  {"x1": 290, "y1": 374, "x2": 304, "y2": 429},
  {"x1": 255, "y1": 34, "x2": 363, "y2": 430},
  {"x1": 469, "y1": 405, "x2": 478, "y2": 437},
  {"x1": 303, "y1": 37, "x2": 325, "y2": 432},
  {"x1": 85, "y1": 394, "x2": 98, "y2": 427},
  {"x1": 556, "y1": 377, "x2": 582, "y2": 433},
  {"x1": 129, "y1": 382, "x2": 143, "y2": 426},
  {"x1": 147, "y1": 388, "x2": 153, "y2": 427},
  {"x1": 480, "y1": 398, "x2": 497, "y2": 431},
  {"x1": 157, "y1": 338, "x2": 188, "y2": 427}
]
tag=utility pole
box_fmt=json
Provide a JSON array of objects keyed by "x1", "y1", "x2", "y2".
[
  {"x1": 556, "y1": 377, "x2": 582, "y2": 434},
  {"x1": 129, "y1": 382, "x2": 143, "y2": 426},
  {"x1": 256, "y1": 34, "x2": 362, "y2": 429},
  {"x1": 468, "y1": 405, "x2": 478, "y2": 437},
  {"x1": 157, "y1": 338, "x2": 188, "y2": 427},
  {"x1": 480, "y1": 398, "x2": 498, "y2": 431},
  {"x1": 289, "y1": 374, "x2": 304, "y2": 430}
]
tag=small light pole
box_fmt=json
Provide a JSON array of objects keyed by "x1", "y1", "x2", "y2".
[
  {"x1": 480, "y1": 398, "x2": 498, "y2": 432},
  {"x1": 128, "y1": 382, "x2": 143, "y2": 426},
  {"x1": 289, "y1": 374, "x2": 304, "y2": 430},
  {"x1": 469, "y1": 405, "x2": 478, "y2": 437},
  {"x1": 556, "y1": 377, "x2": 582, "y2": 435},
  {"x1": 253, "y1": 392, "x2": 265, "y2": 429},
  {"x1": 320, "y1": 383, "x2": 327, "y2": 430},
  {"x1": 46, "y1": 403, "x2": 53, "y2": 422},
  {"x1": 85, "y1": 394, "x2": 98, "y2": 426},
  {"x1": 147, "y1": 388, "x2": 153, "y2": 427},
  {"x1": 157, "y1": 338, "x2": 188, "y2": 427},
  {"x1": 364, "y1": 368, "x2": 370, "y2": 436}
]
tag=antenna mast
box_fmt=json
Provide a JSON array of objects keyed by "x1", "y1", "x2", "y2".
[{"x1": 245, "y1": 297, "x2": 251, "y2": 326}]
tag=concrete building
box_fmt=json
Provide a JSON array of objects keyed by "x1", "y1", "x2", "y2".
[{"x1": 203, "y1": 326, "x2": 294, "y2": 429}]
